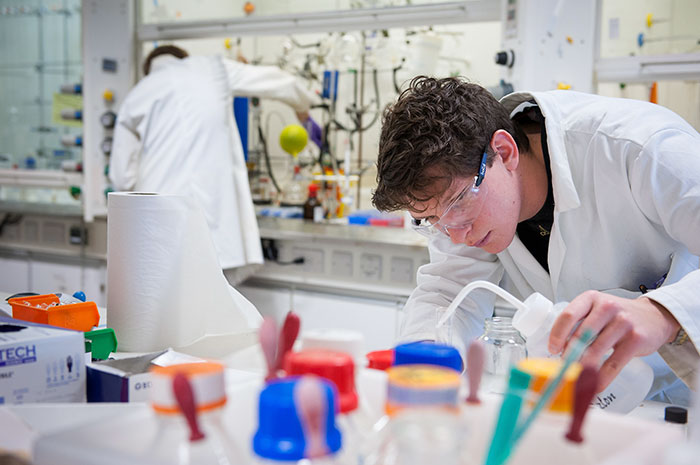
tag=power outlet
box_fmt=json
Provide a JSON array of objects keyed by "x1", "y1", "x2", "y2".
[
  {"x1": 390, "y1": 256, "x2": 414, "y2": 284},
  {"x1": 359, "y1": 253, "x2": 383, "y2": 280},
  {"x1": 292, "y1": 247, "x2": 325, "y2": 274},
  {"x1": 331, "y1": 251, "x2": 353, "y2": 277}
]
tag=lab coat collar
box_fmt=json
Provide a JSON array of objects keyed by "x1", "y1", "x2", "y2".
[
  {"x1": 149, "y1": 54, "x2": 182, "y2": 74},
  {"x1": 500, "y1": 91, "x2": 581, "y2": 213},
  {"x1": 501, "y1": 91, "x2": 578, "y2": 298}
]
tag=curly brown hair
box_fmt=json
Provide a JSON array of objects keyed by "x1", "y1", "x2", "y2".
[
  {"x1": 143, "y1": 45, "x2": 189, "y2": 76},
  {"x1": 372, "y1": 76, "x2": 529, "y2": 212}
]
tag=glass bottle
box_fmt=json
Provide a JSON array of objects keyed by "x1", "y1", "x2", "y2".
[
  {"x1": 303, "y1": 183, "x2": 324, "y2": 222},
  {"x1": 477, "y1": 316, "x2": 527, "y2": 394},
  {"x1": 281, "y1": 165, "x2": 307, "y2": 207}
]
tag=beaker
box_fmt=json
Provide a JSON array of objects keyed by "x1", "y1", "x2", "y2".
[{"x1": 477, "y1": 317, "x2": 527, "y2": 394}]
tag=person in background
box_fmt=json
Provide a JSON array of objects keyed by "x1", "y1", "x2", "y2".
[
  {"x1": 372, "y1": 76, "x2": 700, "y2": 401},
  {"x1": 109, "y1": 45, "x2": 315, "y2": 281}
]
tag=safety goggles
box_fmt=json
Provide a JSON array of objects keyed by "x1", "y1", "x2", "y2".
[{"x1": 411, "y1": 151, "x2": 489, "y2": 238}]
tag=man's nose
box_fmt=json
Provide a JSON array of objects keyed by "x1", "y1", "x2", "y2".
[{"x1": 446, "y1": 225, "x2": 472, "y2": 244}]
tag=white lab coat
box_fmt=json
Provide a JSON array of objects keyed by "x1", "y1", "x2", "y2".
[
  {"x1": 401, "y1": 90, "x2": 700, "y2": 387},
  {"x1": 109, "y1": 55, "x2": 315, "y2": 269}
]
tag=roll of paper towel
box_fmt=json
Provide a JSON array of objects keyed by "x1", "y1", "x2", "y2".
[{"x1": 107, "y1": 192, "x2": 262, "y2": 357}]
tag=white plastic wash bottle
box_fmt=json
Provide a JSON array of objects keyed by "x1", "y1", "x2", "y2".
[{"x1": 512, "y1": 292, "x2": 654, "y2": 414}]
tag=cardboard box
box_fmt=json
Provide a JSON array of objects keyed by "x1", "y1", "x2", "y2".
[
  {"x1": 86, "y1": 350, "x2": 167, "y2": 402},
  {"x1": 0, "y1": 316, "x2": 86, "y2": 404}
]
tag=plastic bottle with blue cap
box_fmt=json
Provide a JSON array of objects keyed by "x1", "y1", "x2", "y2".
[
  {"x1": 253, "y1": 376, "x2": 348, "y2": 464},
  {"x1": 284, "y1": 349, "x2": 375, "y2": 465},
  {"x1": 393, "y1": 341, "x2": 463, "y2": 372}
]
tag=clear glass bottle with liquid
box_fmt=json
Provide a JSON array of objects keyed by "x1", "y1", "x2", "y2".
[
  {"x1": 281, "y1": 165, "x2": 307, "y2": 207},
  {"x1": 477, "y1": 316, "x2": 527, "y2": 394}
]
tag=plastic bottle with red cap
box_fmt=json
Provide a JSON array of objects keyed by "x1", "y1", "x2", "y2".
[
  {"x1": 285, "y1": 349, "x2": 375, "y2": 465},
  {"x1": 366, "y1": 349, "x2": 394, "y2": 371}
]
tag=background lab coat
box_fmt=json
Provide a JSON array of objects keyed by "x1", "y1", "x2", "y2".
[
  {"x1": 401, "y1": 90, "x2": 700, "y2": 388},
  {"x1": 109, "y1": 55, "x2": 315, "y2": 269}
]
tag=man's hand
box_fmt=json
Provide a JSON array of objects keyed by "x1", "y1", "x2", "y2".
[{"x1": 548, "y1": 290, "x2": 681, "y2": 391}]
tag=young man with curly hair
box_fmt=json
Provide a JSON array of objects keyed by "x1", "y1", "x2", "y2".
[{"x1": 373, "y1": 76, "x2": 700, "y2": 397}]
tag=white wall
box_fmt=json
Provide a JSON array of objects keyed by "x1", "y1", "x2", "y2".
[{"x1": 597, "y1": 0, "x2": 700, "y2": 129}]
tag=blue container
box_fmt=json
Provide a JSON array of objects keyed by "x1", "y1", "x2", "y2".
[
  {"x1": 253, "y1": 377, "x2": 342, "y2": 461},
  {"x1": 322, "y1": 70, "x2": 339, "y2": 100},
  {"x1": 233, "y1": 97, "x2": 249, "y2": 161},
  {"x1": 393, "y1": 341, "x2": 463, "y2": 372}
]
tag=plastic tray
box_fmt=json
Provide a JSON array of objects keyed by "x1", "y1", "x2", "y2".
[
  {"x1": 9, "y1": 294, "x2": 100, "y2": 332},
  {"x1": 84, "y1": 328, "x2": 118, "y2": 360}
]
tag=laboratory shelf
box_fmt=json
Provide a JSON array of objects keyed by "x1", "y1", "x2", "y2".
[{"x1": 257, "y1": 216, "x2": 427, "y2": 248}]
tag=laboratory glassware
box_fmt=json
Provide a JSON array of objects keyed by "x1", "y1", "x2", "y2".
[{"x1": 477, "y1": 316, "x2": 527, "y2": 394}]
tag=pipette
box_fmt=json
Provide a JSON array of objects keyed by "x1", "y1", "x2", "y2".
[{"x1": 483, "y1": 367, "x2": 532, "y2": 465}]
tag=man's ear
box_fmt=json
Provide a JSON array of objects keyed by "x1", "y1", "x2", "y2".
[{"x1": 490, "y1": 129, "x2": 520, "y2": 171}]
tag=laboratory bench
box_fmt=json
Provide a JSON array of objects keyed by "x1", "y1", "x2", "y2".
[{"x1": 0, "y1": 292, "x2": 688, "y2": 464}]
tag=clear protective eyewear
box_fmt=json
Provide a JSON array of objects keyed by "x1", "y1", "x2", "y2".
[{"x1": 411, "y1": 151, "x2": 489, "y2": 238}]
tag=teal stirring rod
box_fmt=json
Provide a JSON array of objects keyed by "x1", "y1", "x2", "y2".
[
  {"x1": 483, "y1": 367, "x2": 532, "y2": 465},
  {"x1": 508, "y1": 329, "x2": 596, "y2": 450}
]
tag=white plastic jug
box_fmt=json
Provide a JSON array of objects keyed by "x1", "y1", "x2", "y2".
[{"x1": 512, "y1": 292, "x2": 654, "y2": 414}]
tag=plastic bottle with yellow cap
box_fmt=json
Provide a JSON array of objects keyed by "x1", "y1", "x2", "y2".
[{"x1": 149, "y1": 362, "x2": 244, "y2": 465}]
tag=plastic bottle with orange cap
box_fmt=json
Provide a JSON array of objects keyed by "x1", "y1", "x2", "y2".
[{"x1": 149, "y1": 362, "x2": 246, "y2": 465}]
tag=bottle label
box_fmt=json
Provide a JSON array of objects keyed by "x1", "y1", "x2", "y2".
[{"x1": 313, "y1": 206, "x2": 324, "y2": 222}]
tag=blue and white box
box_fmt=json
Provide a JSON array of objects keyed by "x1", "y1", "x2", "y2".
[{"x1": 0, "y1": 316, "x2": 85, "y2": 404}]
